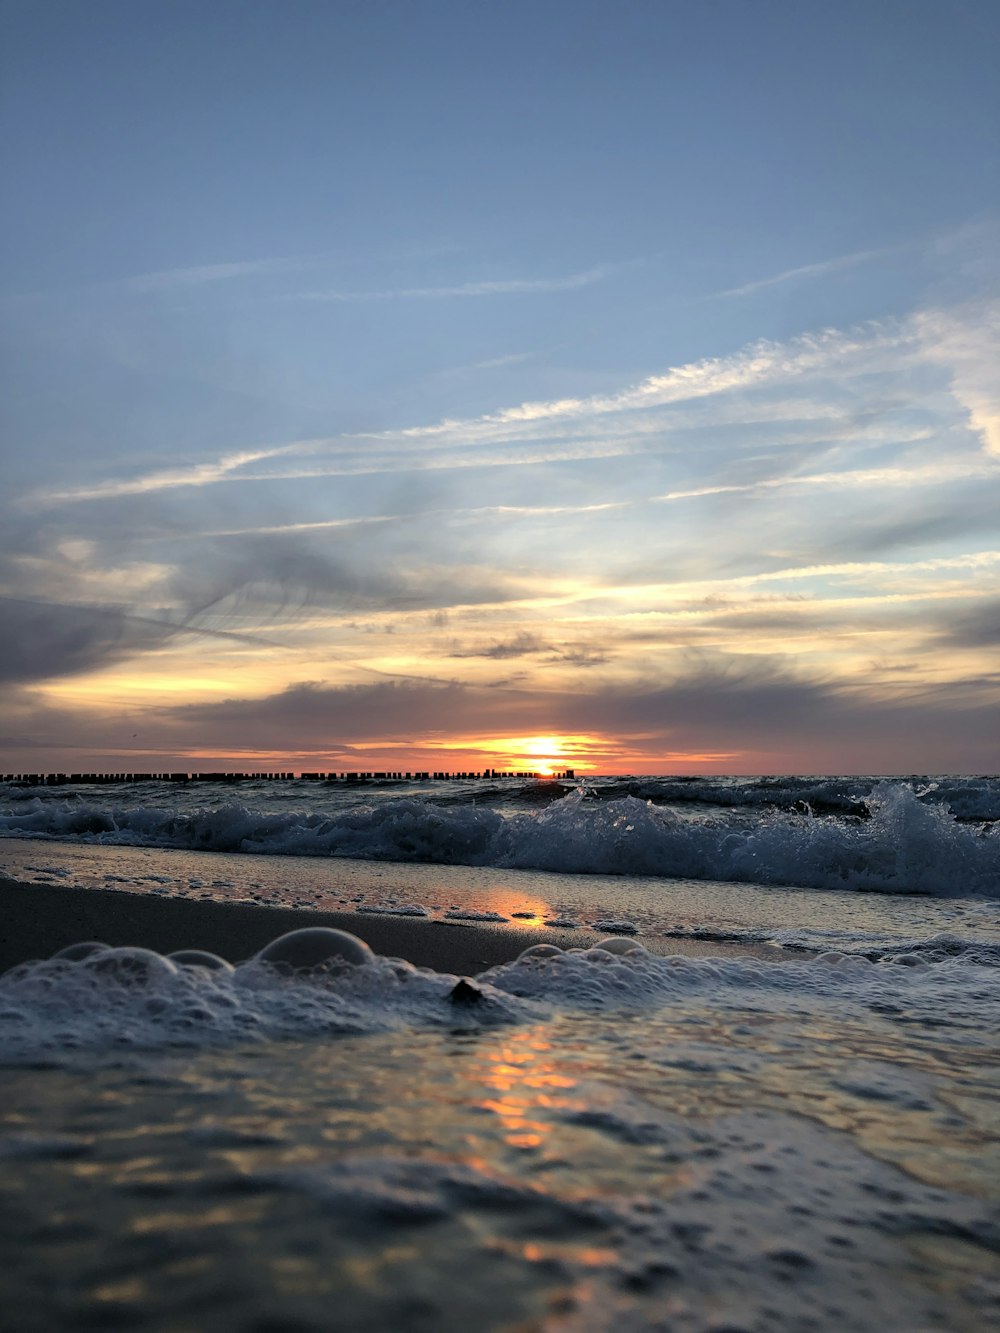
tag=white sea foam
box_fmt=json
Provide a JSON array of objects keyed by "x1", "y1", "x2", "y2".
[
  {"x1": 659, "y1": 924, "x2": 1000, "y2": 966},
  {"x1": 0, "y1": 947, "x2": 522, "y2": 1065},
  {"x1": 1, "y1": 930, "x2": 996, "y2": 1065}
]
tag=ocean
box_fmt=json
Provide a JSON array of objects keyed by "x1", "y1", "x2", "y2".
[{"x1": 1, "y1": 775, "x2": 998, "y2": 1330}]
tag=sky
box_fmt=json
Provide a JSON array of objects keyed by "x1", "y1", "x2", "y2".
[{"x1": 1, "y1": 0, "x2": 998, "y2": 776}]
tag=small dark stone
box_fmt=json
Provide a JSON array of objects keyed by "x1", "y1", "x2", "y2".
[
  {"x1": 766, "y1": 1247, "x2": 815, "y2": 1269},
  {"x1": 449, "y1": 979, "x2": 483, "y2": 1005}
]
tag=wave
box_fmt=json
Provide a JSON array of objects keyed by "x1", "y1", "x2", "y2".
[
  {"x1": 1, "y1": 783, "x2": 997, "y2": 897},
  {"x1": 586, "y1": 776, "x2": 1000, "y2": 821},
  {"x1": 3, "y1": 773, "x2": 998, "y2": 821}
]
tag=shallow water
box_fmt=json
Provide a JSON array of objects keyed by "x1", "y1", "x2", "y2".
[
  {"x1": 2, "y1": 926, "x2": 999, "y2": 1330},
  {"x1": 3, "y1": 1021, "x2": 999, "y2": 1330}
]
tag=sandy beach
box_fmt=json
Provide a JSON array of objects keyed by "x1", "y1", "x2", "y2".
[
  {"x1": 0, "y1": 875, "x2": 581, "y2": 975},
  {"x1": 0, "y1": 876, "x2": 800, "y2": 976}
]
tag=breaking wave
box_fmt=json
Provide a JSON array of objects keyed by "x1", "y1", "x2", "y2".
[{"x1": 1, "y1": 782, "x2": 997, "y2": 897}]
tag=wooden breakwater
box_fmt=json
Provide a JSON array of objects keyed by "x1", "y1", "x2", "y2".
[{"x1": 2, "y1": 769, "x2": 575, "y2": 786}]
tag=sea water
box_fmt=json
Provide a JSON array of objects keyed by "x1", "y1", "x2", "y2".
[
  {"x1": 1, "y1": 776, "x2": 998, "y2": 1330},
  {"x1": 2, "y1": 775, "x2": 998, "y2": 894}
]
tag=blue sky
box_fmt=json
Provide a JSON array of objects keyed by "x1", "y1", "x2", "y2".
[{"x1": 1, "y1": 0, "x2": 998, "y2": 773}]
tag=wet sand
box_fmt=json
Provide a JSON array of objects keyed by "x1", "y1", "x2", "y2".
[{"x1": 0, "y1": 877, "x2": 798, "y2": 974}]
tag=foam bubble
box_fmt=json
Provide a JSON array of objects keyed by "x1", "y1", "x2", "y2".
[
  {"x1": 592, "y1": 937, "x2": 647, "y2": 955},
  {"x1": 516, "y1": 943, "x2": 564, "y2": 960},
  {"x1": 50, "y1": 941, "x2": 109, "y2": 961},
  {"x1": 84, "y1": 947, "x2": 179, "y2": 986},
  {"x1": 168, "y1": 949, "x2": 234, "y2": 972},
  {"x1": 255, "y1": 928, "x2": 374, "y2": 970}
]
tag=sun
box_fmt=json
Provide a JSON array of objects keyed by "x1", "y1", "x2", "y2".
[
  {"x1": 523, "y1": 736, "x2": 565, "y2": 776},
  {"x1": 475, "y1": 733, "x2": 600, "y2": 775},
  {"x1": 523, "y1": 736, "x2": 563, "y2": 758}
]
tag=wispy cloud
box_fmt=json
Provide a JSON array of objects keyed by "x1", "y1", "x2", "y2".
[
  {"x1": 657, "y1": 457, "x2": 995, "y2": 502},
  {"x1": 25, "y1": 324, "x2": 874, "y2": 506},
  {"x1": 28, "y1": 445, "x2": 302, "y2": 507},
  {"x1": 27, "y1": 302, "x2": 996, "y2": 510},
  {"x1": 293, "y1": 265, "x2": 618, "y2": 301},
  {"x1": 201, "y1": 515, "x2": 399, "y2": 539},
  {"x1": 196, "y1": 500, "x2": 628, "y2": 540},
  {"x1": 127, "y1": 255, "x2": 308, "y2": 293},
  {"x1": 637, "y1": 550, "x2": 1000, "y2": 594},
  {"x1": 448, "y1": 631, "x2": 549, "y2": 660},
  {"x1": 3, "y1": 255, "x2": 318, "y2": 305},
  {"x1": 472, "y1": 351, "x2": 533, "y2": 370},
  {"x1": 914, "y1": 298, "x2": 1000, "y2": 457},
  {"x1": 0, "y1": 595, "x2": 286, "y2": 684},
  {"x1": 716, "y1": 247, "x2": 889, "y2": 299},
  {"x1": 370, "y1": 322, "x2": 907, "y2": 442}
]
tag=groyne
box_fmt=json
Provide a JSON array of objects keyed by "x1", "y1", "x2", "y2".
[{"x1": 2, "y1": 769, "x2": 575, "y2": 785}]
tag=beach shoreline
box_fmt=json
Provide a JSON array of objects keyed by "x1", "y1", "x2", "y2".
[{"x1": 0, "y1": 876, "x2": 804, "y2": 975}]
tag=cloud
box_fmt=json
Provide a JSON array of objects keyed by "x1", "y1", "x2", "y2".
[
  {"x1": 0, "y1": 598, "x2": 168, "y2": 685},
  {"x1": 6, "y1": 635, "x2": 998, "y2": 771},
  {"x1": 656, "y1": 457, "x2": 995, "y2": 503},
  {"x1": 448, "y1": 632, "x2": 549, "y2": 660},
  {"x1": 0, "y1": 596, "x2": 282, "y2": 685},
  {"x1": 127, "y1": 255, "x2": 307, "y2": 293},
  {"x1": 653, "y1": 462, "x2": 1000, "y2": 563},
  {"x1": 294, "y1": 265, "x2": 618, "y2": 302},
  {"x1": 826, "y1": 488, "x2": 1000, "y2": 558},
  {"x1": 368, "y1": 323, "x2": 908, "y2": 443},
  {"x1": 196, "y1": 501, "x2": 628, "y2": 541},
  {"x1": 20, "y1": 316, "x2": 919, "y2": 510},
  {"x1": 129, "y1": 654, "x2": 1000, "y2": 771},
  {"x1": 2, "y1": 253, "x2": 318, "y2": 306},
  {"x1": 674, "y1": 549, "x2": 1000, "y2": 592},
  {"x1": 170, "y1": 679, "x2": 517, "y2": 746},
  {"x1": 560, "y1": 656, "x2": 1000, "y2": 765},
  {"x1": 716, "y1": 247, "x2": 890, "y2": 299},
  {"x1": 546, "y1": 646, "x2": 610, "y2": 668},
  {"x1": 914, "y1": 299, "x2": 1000, "y2": 457},
  {"x1": 472, "y1": 352, "x2": 533, "y2": 370},
  {"x1": 158, "y1": 530, "x2": 538, "y2": 629},
  {"x1": 933, "y1": 597, "x2": 1000, "y2": 649},
  {"x1": 26, "y1": 445, "x2": 303, "y2": 508}
]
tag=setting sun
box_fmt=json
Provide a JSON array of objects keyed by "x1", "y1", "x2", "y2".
[
  {"x1": 523, "y1": 736, "x2": 564, "y2": 775},
  {"x1": 478, "y1": 734, "x2": 601, "y2": 775},
  {"x1": 523, "y1": 737, "x2": 563, "y2": 757}
]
